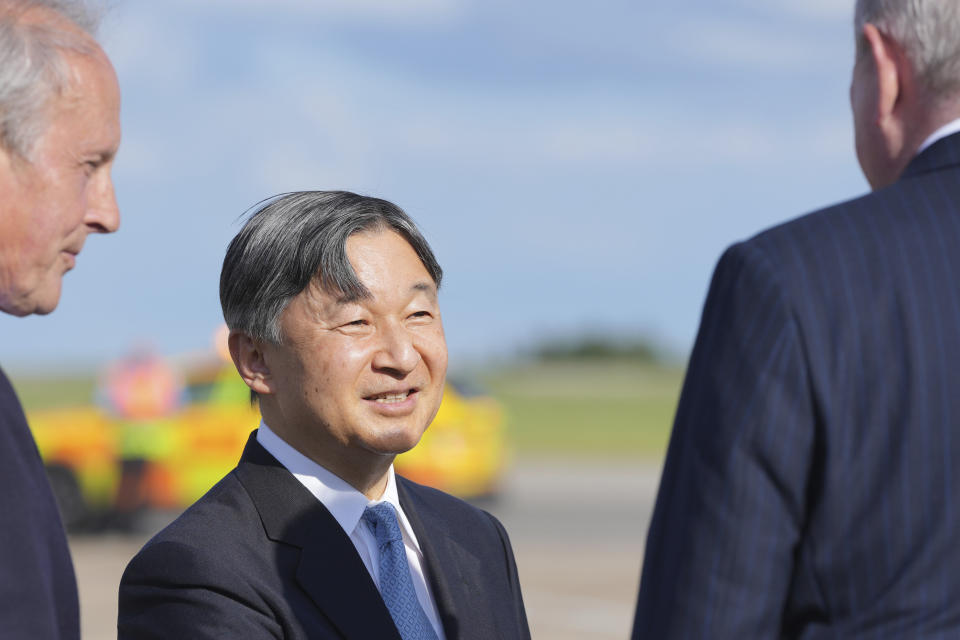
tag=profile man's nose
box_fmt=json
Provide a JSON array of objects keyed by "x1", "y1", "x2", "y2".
[{"x1": 86, "y1": 173, "x2": 120, "y2": 234}]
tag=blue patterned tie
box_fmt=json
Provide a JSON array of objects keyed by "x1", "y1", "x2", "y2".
[{"x1": 362, "y1": 503, "x2": 440, "y2": 640}]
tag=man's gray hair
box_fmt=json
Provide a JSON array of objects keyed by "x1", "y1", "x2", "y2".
[
  {"x1": 221, "y1": 191, "x2": 444, "y2": 345},
  {"x1": 0, "y1": 0, "x2": 101, "y2": 158},
  {"x1": 855, "y1": 0, "x2": 960, "y2": 98}
]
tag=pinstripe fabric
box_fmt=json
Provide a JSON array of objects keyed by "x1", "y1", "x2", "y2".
[
  {"x1": 0, "y1": 366, "x2": 79, "y2": 639},
  {"x1": 632, "y1": 132, "x2": 960, "y2": 639}
]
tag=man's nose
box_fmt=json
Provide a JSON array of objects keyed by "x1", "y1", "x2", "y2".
[
  {"x1": 372, "y1": 322, "x2": 421, "y2": 377},
  {"x1": 85, "y1": 170, "x2": 120, "y2": 234}
]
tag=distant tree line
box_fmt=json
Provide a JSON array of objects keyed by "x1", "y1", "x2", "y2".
[{"x1": 530, "y1": 334, "x2": 663, "y2": 364}]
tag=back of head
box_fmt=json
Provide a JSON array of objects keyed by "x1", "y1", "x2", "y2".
[
  {"x1": 0, "y1": 0, "x2": 101, "y2": 158},
  {"x1": 855, "y1": 0, "x2": 960, "y2": 103}
]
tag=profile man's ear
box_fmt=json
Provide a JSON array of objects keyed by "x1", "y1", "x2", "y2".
[{"x1": 228, "y1": 330, "x2": 275, "y2": 396}]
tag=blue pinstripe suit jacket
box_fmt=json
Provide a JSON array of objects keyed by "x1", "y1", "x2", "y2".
[
  {"x1": 0, "y1": 366, "x2": 78, "y2": 639},
  {"x1": 633, "y1": 132, "x2": 960, "y2": 638}
]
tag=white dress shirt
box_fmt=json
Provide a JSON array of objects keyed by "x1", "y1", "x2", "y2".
[
  {"x1": 917, "y1": 117, "x2": 960, "y2": 155},
  {"x1": 257, "y1": 421, "x2": 447, "y2": 640}
]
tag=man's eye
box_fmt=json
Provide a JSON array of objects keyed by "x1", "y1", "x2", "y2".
[
  {"x1": 82, "y1": 159, "x2": 104, "y2": 176},
  {"x1": 340, "y1": 319, "x2": 374, "y2": 330},
  {"x1": 409, "y1": 311, "x2": 432, "y2": 320}
]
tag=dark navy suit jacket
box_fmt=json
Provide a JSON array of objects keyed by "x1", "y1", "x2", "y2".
[
  {"x1": 118, "y1": 432, "x2": 530, "y2": 640},
  {"x1": 633, "y1": 132, "x2": 960, "y2": 638},
  {"x1": 0, "y1": 366, "x2": 78, "y2": 639}
]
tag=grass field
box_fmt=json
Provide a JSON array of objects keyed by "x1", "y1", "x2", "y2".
[
  {"x1": 480, "y1": 360, "x2": 683, "y2": 459},
  {"x1": 11, "y1": 359, "x2": 685, "y2": 459},
  {"x1": 12, "y1": 375, "x2": 97, "y2": 411}
]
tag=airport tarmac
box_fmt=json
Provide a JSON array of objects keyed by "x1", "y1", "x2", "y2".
[{"x1": 71, "y1": 457, "x2": 661, "y2": 639}]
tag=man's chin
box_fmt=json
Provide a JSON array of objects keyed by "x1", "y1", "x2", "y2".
[
  {"x1": 0, "y1": 290, "x2": 61, "y2": 317},
  {"x1": 28, "y1": 291, "x2": 63, "y2": 316},
  {"x1": 362, "y1": 428, "x2": 427, "y2": 458}
]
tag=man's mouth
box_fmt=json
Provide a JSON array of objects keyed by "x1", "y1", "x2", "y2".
[{"x1": 365, "y1": 389, "x2": 418, "y2": 404}]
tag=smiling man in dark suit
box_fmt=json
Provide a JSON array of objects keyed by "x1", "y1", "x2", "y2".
[
  {"x1": 118, "y1": 191, "x2": 530, "y2": 640},
  {"x1": 633, "y1": 0, "x2": 960, "y2": 637}
]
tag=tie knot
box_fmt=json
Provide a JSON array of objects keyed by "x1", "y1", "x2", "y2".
[{"x1": 363, "y1": 502, "x2": 404, "y2": 546}]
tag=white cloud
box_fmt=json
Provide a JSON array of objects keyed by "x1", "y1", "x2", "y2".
[
  {"x1": 674, "y1": 18, "x2": 847, "y2": 71},
  {"x1": 99, "y1": 8, "x2": 201, "y2": 84},
  {"x1": 741, "y1": 0, "x2": 855, "y2": 22},
  {"x1": 162, "y1": 0, "x2": 468, "y2": 28},
  {"x1": 101, "y1": 6, "x2": 856, "y2": 192}
]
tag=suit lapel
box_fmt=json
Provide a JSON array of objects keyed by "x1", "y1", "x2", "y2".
[
  {"x1": 398, "y1": 479, "x2": 498, "y2": 640},
  {"x1": 235, "y1": 434, "x2": 402, "y2": 640}
]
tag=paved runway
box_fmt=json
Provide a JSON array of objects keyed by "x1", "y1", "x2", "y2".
[{"x1": 70, "y1": 457, "x2": 662, "y2": 639}]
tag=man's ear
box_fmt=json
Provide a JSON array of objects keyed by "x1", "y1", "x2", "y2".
[
  {"x1": 862, "y1": 23, "x2": 912, "y2": 146},
  {"x1": 228, "y1": 330, "x2": 275, "y2": 396}
]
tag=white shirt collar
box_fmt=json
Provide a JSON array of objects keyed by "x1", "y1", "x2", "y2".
[
  {"x1": 917, "y1": 117, "x2": 960, "y2": 156},
  {"x1": 255, "y1": 420, "x2": 422, "y2": 548}
]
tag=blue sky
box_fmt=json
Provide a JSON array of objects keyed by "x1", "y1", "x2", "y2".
[{"x1": 0, "y1": 0, "x2": 864, "y2": 372}]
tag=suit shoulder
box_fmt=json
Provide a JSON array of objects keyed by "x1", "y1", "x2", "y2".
[
  {"x1": 744, "y1": 180, "x2": 929, "y2": 264},
  {"x1": 118, "y1": 468, "x2": 285, "y2": 638},
  {"x1": 120, "y1": 468, "x2": 276, "y2": 604},
  {"x1": 133, "y1": 468, "x2": 258, "y2": 558},
  {"x1": 749, "y1": 191, "x2": 867, "y2": 248},
  {"x1": 707, "y1": 188, "x2": 894, "y2": 300}
]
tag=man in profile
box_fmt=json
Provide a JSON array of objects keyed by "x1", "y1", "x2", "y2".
[
  {"x1": 119, "y1": 191, "x2": 530, "y2": 640},
  {"x1": 0, "y1": 1, "x2": 120, "y2": 638},
  {"x1": 634, "y1": 0, "x2": 960, "y2": 636}
]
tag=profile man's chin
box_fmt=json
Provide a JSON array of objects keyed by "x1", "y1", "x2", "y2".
[{"x1": 31, "y1": 289, "x2": 64, "y2": 316}]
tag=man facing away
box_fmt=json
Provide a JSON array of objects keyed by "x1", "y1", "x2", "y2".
[
  {"x1": 634, "y1": 1, "x2": 960, "y2": 637},
  {"x1": 0, "y1": 1, "x2": 120, "y2": 638},
  {"x1": 119, "y1": 191, "x2": 530, "y2": 640}
]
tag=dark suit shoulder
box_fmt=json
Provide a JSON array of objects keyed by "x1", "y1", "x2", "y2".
[
  {"x1": 745, "y1": 168, "x2": 960, "y2": 282},
  {"x1": 119, "y1": 470, "x2": 290, "y2": 639},
  {"x1": 738, "y1": 191, "x2": 877, "y2": 282},
  {"x1": 138, "y1": 469, "x2": 257, "y2": 548}
]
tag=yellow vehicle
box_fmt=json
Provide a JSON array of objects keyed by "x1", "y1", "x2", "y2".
[{"x1": 29, "y1": 361, "x2": 506, "y2": 531}]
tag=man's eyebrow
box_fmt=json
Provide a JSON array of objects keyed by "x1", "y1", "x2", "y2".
[
  {"x1": 334, "y1": 291, "x2": 371, "y2": 305},
  {"x1": 410, "y1": 280, "x2": 438, "y2": 303},
  {"x1": 86, "y1": 149, "x2": 116, "y2": 165},
  {"x1": 331, "y1": 281, "x2": 437, "y2": 305},
  {"x1": 412, "y1": 281, "x2": 438, "y2": 299}
]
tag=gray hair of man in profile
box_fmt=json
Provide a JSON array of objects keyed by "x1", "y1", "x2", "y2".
[
  {"x1": 855, "y1": 0, "x2": 960, "y2": 99},
  {"x1": 220, "y1": 190, "x2": 444, "y2": 346},
  {"x1": 0, "y1": 0, "x2": 102, "y2": 158}
]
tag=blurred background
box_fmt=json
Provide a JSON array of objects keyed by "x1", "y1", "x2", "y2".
[{"x1": 0, "y1": 0, "x2": 863, "y2": 637}]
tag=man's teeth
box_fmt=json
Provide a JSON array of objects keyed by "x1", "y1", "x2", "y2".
[{"x1": 372, "y1": 392, "x2": 410, "y2": 403}]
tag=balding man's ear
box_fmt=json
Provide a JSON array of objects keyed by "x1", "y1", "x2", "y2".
[
  {"x1": 862, "y1": 23, "x2": 908, "y2": 129},
  {"x1": 228, "y1": 330, "x2": 275, "y2": 396}
]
